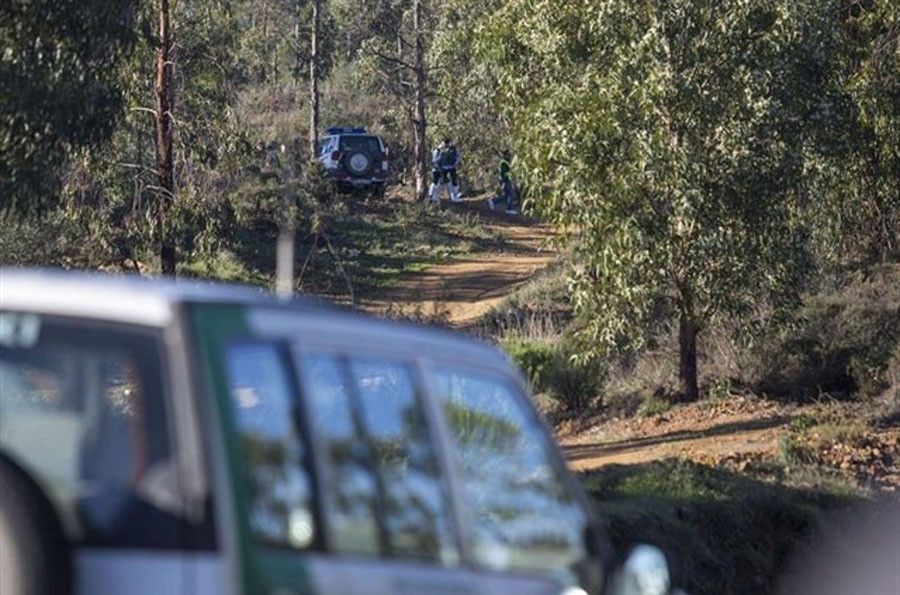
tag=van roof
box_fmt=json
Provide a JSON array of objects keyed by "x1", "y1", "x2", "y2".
[
  {"x1": 0, "y1": 268, "x2": 508, "y2": 368},
  {"x1": 1, "y1": 268, "x2": 306, "y2": 326}
]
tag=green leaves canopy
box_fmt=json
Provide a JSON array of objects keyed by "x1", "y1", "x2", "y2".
[
  {"x1": 479, "y1": 0, "x2": 819, "y2": 355},
  {"x1": 1, "y1": 0, "x2": 135, "y2": 213}
]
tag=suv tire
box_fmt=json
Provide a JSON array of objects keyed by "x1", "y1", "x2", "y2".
[
  {"x1": 0, "y1": 459, "x2": 72, "y2": 595},
  {"x1": 344, "y1": 151, "x2": 372, "y2": 176}
]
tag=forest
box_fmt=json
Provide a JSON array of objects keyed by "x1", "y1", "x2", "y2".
[
  {"x1": 3, "y1": 0, "x2": 897, "y2": 402},
  {"x1": 3, "y1": 2, "x2": 899, "y2": 592}
]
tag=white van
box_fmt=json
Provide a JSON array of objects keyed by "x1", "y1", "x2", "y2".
[{"x1": 0, "y1": 270, "x2": 675, "y2": 595}]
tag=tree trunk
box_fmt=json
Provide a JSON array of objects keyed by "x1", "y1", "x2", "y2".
[
  {"x1": 678, "y1": 312, "x2": 699, "y2": 402},
  {"x1": 412, "y1": 0, "x2": 428, "y2": 201},
  {"x1": 154, "y1": 0, "x2": 176, "y2": 276},
  {"x1": 293, "y1": 0, "x2": 302, "y2": 83},
  {"x1": 309, "y1": 0, "x2": 321, "y2": 159}
]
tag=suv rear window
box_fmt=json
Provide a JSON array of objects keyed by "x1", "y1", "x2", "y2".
[{"x1": 339, "y1": 136, "x2": 381, "y2": 153}]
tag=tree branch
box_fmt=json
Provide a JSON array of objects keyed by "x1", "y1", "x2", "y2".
[
  {"x1": 369, "y1": 46, "x2": 415, "y2": 71},
  {"x1": 130, "y1": 107, "x2": 158, "y2": 118}
]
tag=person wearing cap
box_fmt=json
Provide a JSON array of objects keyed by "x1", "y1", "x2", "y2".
[{"x1": 429, "y1": 137, "x2": 462, "y2": 203}]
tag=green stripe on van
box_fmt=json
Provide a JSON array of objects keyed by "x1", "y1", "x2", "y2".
[{"x1": 191, "y1": 304, "x2": 313, "y2": 595}]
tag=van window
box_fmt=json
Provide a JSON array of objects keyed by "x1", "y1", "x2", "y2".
[
  {"x1": 432, "y1": 368, "x2": 587, "y2": 580},
  {"x1": 226, "y1": 343, "x2": 314, "y2": 549},
  {"x1": 0, "y1": 313, "x2": 182, "y2": 549},
  {"x1": 349, "y1": 358, "x2": 456, "y2": 563},
  {"x1": 339, "y1": 135, "x2": 381, "y2": 153},
  {"x1": 299, "y1": 354, "x2": 457, "y2": 565},
  {"x1": 300, "y1": 354, "x2": 380, "y2": 555}
]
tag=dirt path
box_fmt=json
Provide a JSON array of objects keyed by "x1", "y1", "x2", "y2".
[
  {"x1": 560, "y1": 397, "x2": 790, "y2": 471},
  {"x1": 362, "y1": 197, "x2": 556, "y2": 325}
]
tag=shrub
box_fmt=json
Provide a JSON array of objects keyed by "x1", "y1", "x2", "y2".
[
  {"x1": 501, "y1": 336, "x2": 603, "y2": 413},
  {"x1": 880, "y1": 343, "x2": 900, "y2": 404},
  {"x1": 502, "y1": 337, "x2": 557, "y2": 387},
  {"x1": 602, "y1": 348, "x2": 679, "y2": 417},
  {"x1": 638, "y1": 396, "x2": 672, "y2": 418},
  {"x1": 760, "y1": 265, "x2": 900, "y2": 400},
  {"x1": 582, "y1": 460, "x2": 857, "y2": 595}
]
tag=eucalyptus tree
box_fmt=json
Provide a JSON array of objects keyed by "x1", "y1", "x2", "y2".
[
  {"x1": 480, "y1": 0, "x2": 817, "y2": 400},
  {"x1": 803, "y1": 0, "x2": 899, "y2": 265},
  {"x1": 0, "y1": 0, "x2": 136, "y2": 214},
  {"x1": 334, "y1": 0, "x2": 433, "y2": 199}
]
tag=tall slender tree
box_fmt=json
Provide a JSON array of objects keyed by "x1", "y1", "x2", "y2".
[
  {"x1": 309, "y1": 0, "x2": 322, "y2": 158},
  {"x1": 154, "y1": 0, "x2": 176, "y2": 275},
  {"x1": 411, "y1": 0, "x2": 428, "y2": 200}
]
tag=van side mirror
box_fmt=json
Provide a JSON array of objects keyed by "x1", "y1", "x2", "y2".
[{"x1": 608, "y1": 545, "x2": 671, "y2": 595}]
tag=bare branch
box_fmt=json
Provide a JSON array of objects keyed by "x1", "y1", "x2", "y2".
[
  {"x1": 117, "y1": 163, "x2": 158, "y2": 177},
  {"x1": 369, "y1": 46, "x2": 415, "y2": 71},
  {"x1": 130, "y1": 107, "x2": 158, "y2": 117},
  {"x1": 144, "y1": 185, "x2": 177, "y2": 202}
]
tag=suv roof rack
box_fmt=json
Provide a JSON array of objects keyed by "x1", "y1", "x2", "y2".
[{"x1": 325, "y1": 126, "x2": 367, "y2": 135}]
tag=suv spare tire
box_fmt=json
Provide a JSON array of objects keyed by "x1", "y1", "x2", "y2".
[
  {"x1": 345, "y1": 151, "x2": 372, "y2": 177},
  {"x1": 0, "y1": 459, "x2": 72, "y2": 595}
]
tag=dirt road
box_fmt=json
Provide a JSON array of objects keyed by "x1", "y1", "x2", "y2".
[
  {"x1": 363, "y1": 198, "x2": 556, "y2": 325},
  {"x1": 560, "y1": 397, "x2": 789, "y2": 471}
]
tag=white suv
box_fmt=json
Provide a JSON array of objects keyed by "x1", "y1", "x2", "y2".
[{"x1": 318, "y1": 128, "x2": 390, "y2": 197}]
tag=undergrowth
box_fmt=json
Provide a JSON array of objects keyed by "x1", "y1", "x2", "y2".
[{"x1": 583, "y1": 460, "x2": 859, "y2": 595}]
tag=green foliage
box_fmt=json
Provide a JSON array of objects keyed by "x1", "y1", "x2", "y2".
[
  {"x1": 637, "y1": 396, "x2": 672, "y2": 418},
  {"x1": 474, "y1": 0, "x2": 900, "y2": 399},
  {"x1": 800, "y1": 0, "x2": 900, "y2": 265},
  {"x1": 501, "y1": 336, "x2": 603, "y2": 413},
  {"x1": 762, "y1": 264, "x2": 900, "y2": 400},
  {"x1": 777, "y1": 434, "x2": 809, "y2": 466},
  {"x1": 503, "y1": 337, "x2": 556, "y2": 387},
  {"x1": 790, "y1": 413, "x2": 818, "y2": 433},
  {"x1": 479, "y1": 0, "x2": 816, "y2": 380},
  {"x1": 429, "y1": 0, "x2": 510, "y2": 189},
  {"x1": 582, "y1": 460, "x2": 857, "y2": 595},
  {"x1": 1, "y1": 0, "x2": 136, "y2": 212}
]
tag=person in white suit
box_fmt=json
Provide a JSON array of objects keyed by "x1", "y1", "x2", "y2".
[{"x1": 429, "y1": 137, "x2": 462, "y2": 203}]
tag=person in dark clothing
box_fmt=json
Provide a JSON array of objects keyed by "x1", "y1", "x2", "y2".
[
  {"x1": 429, "y1": 138, "x2": 462, "y2": 203},
  {"x1": 489, "y1": 149, "x2": 518, "y2": 214}
]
